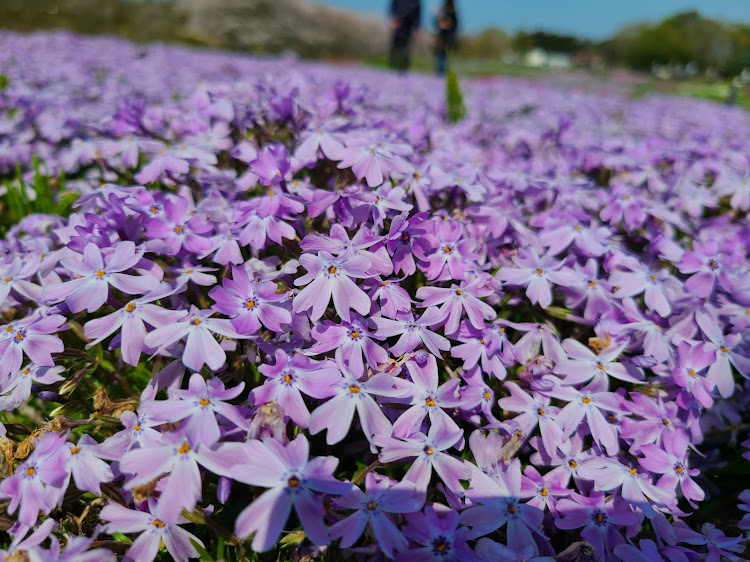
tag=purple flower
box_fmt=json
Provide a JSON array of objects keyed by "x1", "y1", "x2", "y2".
[
  {"x1": 308, "y1": 364, "x2": 406, "y2": 449},
  {"x1": 293, "y1": 250, "x2": 372, "y2": 322},
  {"x1": 139, "y1": 373, "x2": 247, "y2": 445},
  {"x1": 577, "y1": 458, "x2": 674, "y2": 510},
  {"x1": 0, "y1": 313, "x2": 66, "y2": 380},
  {"x1": 554, "y1": 491, "x2": 640, "y2": 558},
  {"x1": 0, "y1": 432, "x2": 70, "y2": 525},
  {"x1": 396, "y1": 504, "x2": 479, "y2": 562},
  {"x1": 675, "y1": 521, "x2": 746, "y2": 562},
  {"x1": 372, "y1": 308, "x2": 450, "y2": 357},
  {"x1": 461, "y1": 459, "x2": 545, "y2": 553},
  {"x1": 375, "y1": 417, "x2": 469, "y2": 497},
  {"x1": 548, "y1": 377, "x2": 622, "y2": 455},
  {"x1": 450, "y1": 321, "x2": 508, "y2": 380},
  {"x1": 84, "y1": 283, "x2": 185, "y2": 366},
  {"x1": 416, "y1": 273, "x2": 496, "y2": 334},
  {"x1": 0, "y1": 256, "x2": 43, "y2": 306},
  {"x1": 390, "y1": 353, "x2": 465, "y2": 437},
  {"x1": 43, "y1": 241, "x2": 158, "y2": 313},
  {"x1": 609, "y1": 261, "x2": 679, "y2": 317},
  {"x1": 64, "y1": 434, "x2": 114, "y2": 495},
  {"x1": 366, "y1": 277, "x2": 413, "y2": 318},
  {"x1": 330, "y1": 472, "x2": 422, "y2": 558},
  {"x1": 95, "y1": 410, "x2": 165, "y2": 460},
  {"x1": 143, "y1": 306, "x2": 248, "y2": 372},
  {"x1": 697, "y1": 308, "x2": 750, "y2": 398},
  {"x1": 386, "y1": 212, "x2": 435, "y2": 276},
  {"x1": 336, "y1": 135, "x2": 412, "y2": 188},
  {"x1": 0, "y1": 363, "x2": 64, "y2": 410},
  {"x1": 639, "y1": 429, "x2": 704, "y2": 508},
  {"x1": 209, "y1": 267, "x2": 291, "y2": 334},
  {"x1": 309, "y1": 313, "x2": 388, "y2": 377},
  {"x1": 144, "y1": 196, "x2": 212, "y2": 256},
  {"x1": 672, "y1": 341, "x2": 716, "y2": 409},
  {"x1": 496, "y1": 248, "x2": 577, "y2": 309},
  {"x1": 252, "y1": 350, "x2": 341, "y2": 428},
  {"x1": 418, "y1": 221, "x2": 475, "y2": 281},
  {"x1": 120, "y1": 430, "x2": 236, "y2": 521},
  {"x1": 100, "y1": 500, "x2": 204, "y2": 562},
  {"x1": 223, "y1": 434, "x2": 352, "y2": 552},
  {"x1": 497, "y1": 382, "x2": 563, "y2": 456},
  {"x1": 553, "y1": 338, "x2": 643, "y2": 386}
]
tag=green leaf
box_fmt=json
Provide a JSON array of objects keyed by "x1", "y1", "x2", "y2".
[
  {"x1": 31, "y1": 156, "x2": 54, "y2": 214},
  {"x1": 190, "y1": 538, "x2": 215, "y2": 561},
  {"x1": 445, "y1": 70, "x2": 466, "y2": 124},
  {"x1": 54, "y1": 191, "x2": 80, "y2": 217},
  {"x1": 112, "y1": 532, "x2": 132, "y2": 544},
  {"x1": 279, "y1": 529, "x2": 305, "y2": 548}
]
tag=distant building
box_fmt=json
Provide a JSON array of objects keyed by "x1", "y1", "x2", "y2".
[{"x1": 522, "y1": 48, "x2": 572, "y2": 69}]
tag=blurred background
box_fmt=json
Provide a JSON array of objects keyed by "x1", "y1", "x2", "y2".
[{"x1": 2, "y1": 0, "x2": 749, "y2": 106}]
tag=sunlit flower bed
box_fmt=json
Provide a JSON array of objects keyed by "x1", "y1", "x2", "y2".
[{"x1": 0, "y1": 30, "x2": 749, "y2": 561}]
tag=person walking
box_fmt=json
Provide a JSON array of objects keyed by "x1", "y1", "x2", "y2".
[
  {"x1": 389, "y1": 0, "x2": 421, "y2": 72},
  {"x1": 434, "y1": 0, "x2": 458, "y2": 76}
]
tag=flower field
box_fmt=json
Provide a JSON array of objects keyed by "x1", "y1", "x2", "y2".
[{"x1": 1, "y1": 31, "x2": 750, "y2": 561}]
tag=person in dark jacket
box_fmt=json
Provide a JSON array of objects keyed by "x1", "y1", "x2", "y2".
[
  {"x1": 389, "y1": 0, "x2": 421, "y2": 72},
  {"x1": 434, "y1": 0, "x2": 458, "y2": 76}
]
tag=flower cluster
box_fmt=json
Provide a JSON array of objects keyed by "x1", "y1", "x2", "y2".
[{"x1": 0, "y1": 30, "x2": 749, "y2": 560}]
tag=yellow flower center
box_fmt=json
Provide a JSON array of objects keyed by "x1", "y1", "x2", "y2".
[
  {"x1": 443, "y1": 246, "x2": 452, "y2": 254},
  {"x1": 649, "y1": 275, "x2": 657, "y2": 281},
  {"x1": 720, "y1": 347, "x2": 730, "y2": 353},
  {"x1": 15, "y1": 333, "x2": 23, "y2": 341},
  {"x1": 676, "y1": 466, "x2": 684, "y2": 473},
  {"x1": 174, "y1": 226, "x2": 183, "y2": 234},
  {"x1": 96, "y1": 270, "x2": 106, "y2": 277},
  {"x1": 574, "y1": 225, "x2": 582, "y2": 231},
  {"x1": 192, "y1": 318, "x2": 201, "y2": 326},
  {"x1": 350, "y1": 331, "x2": 360, "y2": 339},
  {"x1": 178, "y1": 442, "x2": 191, "y2": 455},
  {"x1": 588, "y1": 280, "x2": 597, "y2": 287},
  {"x1": 150, "y1": 206, "x2": 159, "y2": 213},
  {"x1": 70, "y1": 447, "x2": 80, "y2": 454},
  {"x1": 662, "y1": 418, "x2": 671, "y2": 426},
  {"x1": 151, "y1": 519, "x2": 166, "y2": 528},
  {"x1": 595, "y1": 513, "x2": 604, "y2": 524},
  {"x1": 569, "y1": 460, "x2": 578, "y2": 469},
  {"x1": 125, "y1": 303, "x2": 136, "y2": 312},
  {"x1": 483, "y1": 391, "x2": 491, "y2": 400},
  {"x1": 2, "y1": 277, "x2": 10, "y2": 283},
  {"x1": 288, "y1": 476, "x2": 300, "y2": 488},
  {"x1": 349, "y1": 385, "x2": 361, "y2": 394},
  {"x1": 328, "y1": 265, "x2": 337, "y2": 275},
  {"x1": 455, "y1": 289, "x2": 463, "y2": 296},
  {"x1": 537, "y1": 407, "x2": 545, "y2": 416},
  {"x1": 25, "y1": 467, "x2": 35, "y2": 476},
  {"x1": 597, "y1": 363, "x2": 605, "y2": 371},
  {"x1": 425, "y1": 397, "x2": 436, "y2": 407},
  {"x1": 688, "y1": 369, "x2": 696, "y2": 377},
  {"x1": 367, "y1": 501, "x2": 378, "y2": 511},
  {"x1": 134, "y1": 425, "x2": 141, "y2": 431},
  {"x1": 581, "y1": 397, "x2": 592, "y2": 404},
  {"x1": 424, "y1": 446, "x2": 434, "y2": 455},
  {"x1": 267, "y1": 190, "x2": 275, "y2": 197},
  {"x1": 284, "y1": 374, "x2": 293, "y2": 384},
  {"x1": 199, "y1": 398, "x2": 210, "y2": 406},
  {"x1": 535, "y1": 268, "x2": 544, "y2": 275},
  {"x1": 629, "y1": 467, "x2": 637, "y2": 475},
  {"x1": 540, "y1": 487, "x2": 549, "y2": 497},
  {"x1": 245, "y1": 300, "x2": 256, "y2": 309}
]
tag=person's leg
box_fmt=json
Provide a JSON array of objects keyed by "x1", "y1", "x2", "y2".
[{"x1": 436, "y1": 49, "x2": 447, "y2": 76}]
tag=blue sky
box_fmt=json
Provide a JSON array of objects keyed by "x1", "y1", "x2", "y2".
[{"x1": 315, "y1": 0, "x2": 750, "y2": 39}]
